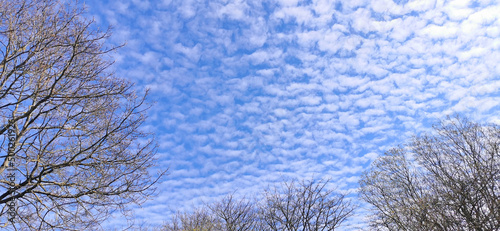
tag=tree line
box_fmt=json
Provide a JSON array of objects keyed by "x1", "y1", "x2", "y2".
[
  {"x1": 1, "y1": 0, "x2": 499, "y2": 230},
  {"x1": 161, "y1": 179, "x2": 355, "y2": 231},
  {"x1": 158, "y1": 116, "x2": 500, "y2": 231}
]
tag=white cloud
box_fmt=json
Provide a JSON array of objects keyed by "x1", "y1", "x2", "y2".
[
  {"x1": 217, "y1": 0, "x2": 247, "y2": 20},
  {"x1": 174, "y1": 43, "x2": 202, "y2": 62},
  {"x1": 273, "y1": 6, "x2": 313, "y2": 24},
  {"x1": 405, "y1": 0, "x2": 436, "y2": 12},
  {"x1": 87, "y1": 0, "x2": 500, "y2": 229},
  {"x1": 419, "y1": 22, "x2": 459, "y2": 39},
  {"x1": 371, "y1": 0, "x2": 405, "y2": 15}
]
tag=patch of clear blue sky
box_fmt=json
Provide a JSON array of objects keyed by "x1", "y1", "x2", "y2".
[{"x1": 82, "y1": 0, "x2": 500, "y2": 229}]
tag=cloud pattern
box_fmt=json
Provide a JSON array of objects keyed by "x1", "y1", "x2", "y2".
[{"x1": 85, "y1": 0, "x2": 500, "y2": 229}]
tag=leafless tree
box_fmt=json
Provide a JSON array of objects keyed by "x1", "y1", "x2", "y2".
[
  {"x1": 260, "y1": 179, "x2": 356, "y2": 231},
  {"x1": 207, "y1": 193, "x2": 260, "y2": 231},
  {"x1": 162, "y1": 179, "x2": 354, "y2": 231},
  {"x1": 0, "y1": 0, "x2": 165, "y2": 229},
  {"x1": 162, "y1": 194, "x2": 258, "y2": 231},
  {"x1": 359, "y1": 147, "x2": 446, "y2": 230},
  {"x1": 163, "y1": 208, "x2": 223, "y2": 231},
  {"x1": 359, "y1": 116, "x2": 500, "y2": 231}
]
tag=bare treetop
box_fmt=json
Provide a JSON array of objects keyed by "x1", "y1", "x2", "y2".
[
  {"x1": 0, "y1": 0, "x2": 165, "y2": 230},
  {"x1": 163, "y1": 178, "x2": 356, "y2": 231},
  {"x1": 360, "y1": 116, "x2": 500, "y2": 231}
]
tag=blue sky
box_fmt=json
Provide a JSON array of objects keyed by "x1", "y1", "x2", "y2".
[{"x1": 83, "y1": 0, "x2": 500, "y2": 229}]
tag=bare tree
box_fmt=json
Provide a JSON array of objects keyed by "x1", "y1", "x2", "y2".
[
  {"x1": 162, "y1": 194, "x2": 258, "y2": 231},
  {"x1": 360, "y1": 116, "x2": 500, "y2": 231},
  {"x1": 0, "y1": 0, "x2": 165, "y2": 229},
  {"x1": 162, "y1": 179, "x2": 354, "y2": 231},
  {"x1": 260, "y1": 179, "x2": 356, "y2": 231},
  {"x1": 163, "y1": 208, "x2": 223, "y2": 231},
  {"x1": 207, "y1": 193, "x2": 260, "y2": 231},
  {"x1": 359, "y1": 148, "x2": 447, "y2": 230}
]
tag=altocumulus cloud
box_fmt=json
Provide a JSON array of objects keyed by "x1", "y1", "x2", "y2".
[{"x1": 85, "y1": 0, "x2": 500, "y2": 229}]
